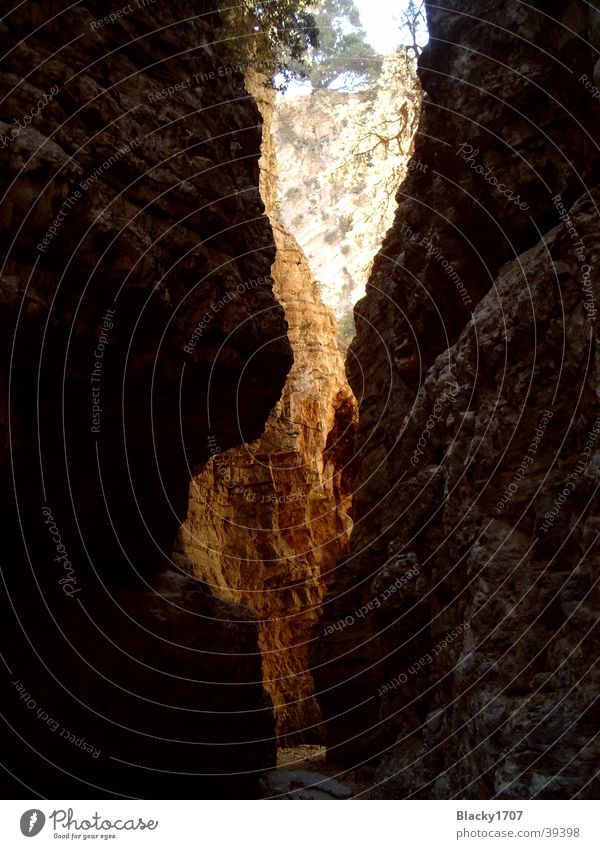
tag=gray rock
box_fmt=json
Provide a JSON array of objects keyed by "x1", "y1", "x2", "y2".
[
  {"x1": 312, "y1": 0, "x2": 600, "y2": 799},
  {"x1": 260, "y1": 770, "x2": 354, "y2": 800}
]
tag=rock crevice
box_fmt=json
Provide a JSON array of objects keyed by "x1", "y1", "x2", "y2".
[
  {"x1": 179, "y1": 73, "x2": 356, "y2": 744},
  {"x1": 313, "y1": 0, "x2": 600, "y2": 799}
]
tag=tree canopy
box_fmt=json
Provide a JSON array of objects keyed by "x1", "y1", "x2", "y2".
[
  {"x1": 218, "y1": 0, "x2": 318, "y2": 85},
  {"x1": 219, "y1": 0, "x2": 381, "y2": 92},
  {"x1": 297, "y1": 0, "x2": 382, "y2": 91},
  {"x1": 398, "y1": 0, "x2": 427, "y2": 59}
]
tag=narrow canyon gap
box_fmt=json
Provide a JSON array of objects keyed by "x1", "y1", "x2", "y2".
[
  {"x1": 0, "y1": 0, "x2": 598, "y2": 802},
  {"x1": 177, "y1": 71, "x2": 357, "y2": 745}
]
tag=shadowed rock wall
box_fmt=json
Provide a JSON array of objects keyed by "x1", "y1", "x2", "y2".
[
  {"x1": 1, "y1": 1, "x2": 291, "y2": 798},
  {"x1": 313, "y1": 0, "x2": 600, "y2": 799}
]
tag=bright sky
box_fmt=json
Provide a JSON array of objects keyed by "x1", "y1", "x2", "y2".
[{"x1": 354, "y1": 0, "x2": 426, "y2": 54}]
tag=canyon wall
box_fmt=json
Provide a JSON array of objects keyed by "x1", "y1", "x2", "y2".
[
  {"x1": 314, "y1": 0, "x2": 600, "y2": 798},
  {"x1": 178, "y1": 75, "x2": 356, "y2": 744},
  {"x1": 1, "y1": 2, "x2": 290, "y2": 797},
  {"x1": 274, "y1": 56, "x2": 421, "y2": 324}
]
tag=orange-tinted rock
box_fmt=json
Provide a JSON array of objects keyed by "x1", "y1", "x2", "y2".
[{"x1": 179, "y1": 76, "x2": 356, "y2": 743}]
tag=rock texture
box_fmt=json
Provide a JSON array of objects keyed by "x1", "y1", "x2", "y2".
[
  {"x1": 1, "y1": 2, "x2": 291, "y2": 797},
  {"x1": 275, "y1": 55, "x2": 421, "y2": 320},
  {"x1": 260, "y1": 769, "x2": 353, "y2": 800},
  {"x1": 313, "y1": 0, "x2": 600, "y2": 798},
  {"x1": 178, "y1": 74, "x2": 356, "y2": 744}
]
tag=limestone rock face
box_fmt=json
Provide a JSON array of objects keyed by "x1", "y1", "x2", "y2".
[
  {"x1": 274, "y1": 56, "x2": 421, "y2": 318},
  {"x1": 1, "y1": 2, "x2": 290, "y2": 797},
  {"x1": 179, "y1": 76, "x2": 356, "y2": 744},
  {"x1": 313, "y1": 0, "x2": 600, "y2": 798}
]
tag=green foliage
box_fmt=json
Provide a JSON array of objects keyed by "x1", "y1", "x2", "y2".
[
  {"x1": 218, "y1": 0, "x2": 382, "y2": 92},
  {"x1": 400, "y1": 1, "x2": 427, "y2": 59},
  {"x1": 337, "y1": 305, "x2": 356, "y2": 347},
  {"x1": 290, "y1": 0, "x2": 382, "y2": 90},
  {"x1": 217, "y1": 0, "x2": 318, "y2": 84}
]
